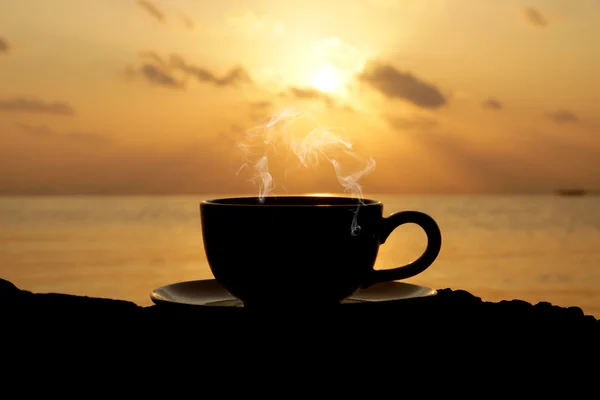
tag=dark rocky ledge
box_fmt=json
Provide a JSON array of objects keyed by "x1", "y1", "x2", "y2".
[
  {"x1": 2, "y1": 276, "x2": 599, "y2": 378},
  {"x1": 2, "y1": 277, "x2": 598, "y2": 326}
]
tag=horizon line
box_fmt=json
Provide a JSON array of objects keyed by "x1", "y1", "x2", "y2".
[{"x1": 0, "y1": 190, "x2": 597, "y2": 197}]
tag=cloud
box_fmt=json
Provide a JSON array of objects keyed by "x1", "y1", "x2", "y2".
[
  {"x1": 358, "y1": 61, "x2": 447, "y2": 109},
  {"x1": 126, "y1": 52, "x2": 252, "y2": 89},
  {"x1": 179, "y1": 14, "x2": 194, "y2": 30},
  {"x1": 283, "y1": 86, "x2": 334, "y2": 107},
  {"x1": 136, "y1": 1, "x2": 196, "y2": 30},
  {"x1": 125, "y1": 52, "x2": 184, "y2": 87},
  {"x1": 0, "y1": 37, "x2": 9, "y2": 53},
  {"x1": 16, "y1": 122, "x2": 113, "y2": 144},
  {"x1": 171, "y1": 55, "x2": 252, "y2": 86},
  {"x1": 139, "y1": 63, "x2": 182, "y2": 87},
  {"x1": 246, "y1": 101, "x2": 274, "y2": 122},
  {"x1": 0, "y1": 97, "x2": 75, "y2": 115},
  {"x1": 225, "y1": 8, "x2": 284, "y2": 36},
  {"x1": 137, "y1": 0, "x2": 165, "y2": 23},
  {"x1": 482, "y1": 98, "x2": 504, "y2": 111},
  {"x1": 249, "y1": 100, "x2": 272, "y2": 109},
  {"x1": 524, "y1": 7, "x2": 548, "y2": 28},
  {"x1": 341, "y1": 104, "x2": 358, "y2": 114},
  {"x1": 386, "y1": 115, "x2": 438, "y2": 131},
  {"x1": 275, "y1": 86, "x2": 358, "y2": 114},
  {"x1": 549, "y1": 109, "x2": 578, "y2": 124}
]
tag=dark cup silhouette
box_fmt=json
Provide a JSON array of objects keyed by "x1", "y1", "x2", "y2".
[{"x1": 200, "y1": 196, "x2": 442, "y2": 308}]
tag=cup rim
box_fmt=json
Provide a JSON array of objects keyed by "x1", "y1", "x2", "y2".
[{"x1": 201, "y1": 195, "x2": 382, "y2": 207}]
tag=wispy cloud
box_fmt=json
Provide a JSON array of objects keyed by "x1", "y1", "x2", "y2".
[
  {"x1": 482, "y1": 98, "x2": 504, "y2": 111},
  {"x1": 247, "y1": 101, "x2": 274, "y2": 121},
  {"x1": 524, "y1": 7, "x2": 548, "y2": 28},
  {"x1": 137, "y1": 0, "x2": 165, "y2": 23},
  {"x1": 124, "y1": 51, "x2": 184, "y2": 87},
  {"x1": 0, "y1": 37, "x2": 9, "y2": 54},
  {"x1": 17, "y1": 122, "x2": 113, "y2": 144},
  {"x1": 171, "y1": 55, "x2": 252, "y2": 86},
  {"x1": 179, "y1": 14, "x2": 194, "y2": 30},
  {"x1": 138, "y1": 63, "x2": 183, "y2": 88},
  {"x1": 126, "y1": 52, "x2": 252, "y2": 89},
  {"x1": 549, "y1": 109, "x2": 578, "y2": 124},
  {"x1": 0, "y1": 97, "x2": 75, "y2": 115},
  {"x1": 225, "y1": 8, "x2": 284, "y2": 36},
  {"x1": 282, "y1": 86, "x2": 334, "y2": 107},
  {"x1": 249, "y1": 101, "x2": 272, "y2": 110},
  {"x1": 358, "y1": 61, "x2": 447, "y2": 109}
]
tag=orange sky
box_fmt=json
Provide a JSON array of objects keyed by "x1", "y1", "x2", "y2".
[{"x1": 0, "y1": 0, "x2": 599, "y2": 195}]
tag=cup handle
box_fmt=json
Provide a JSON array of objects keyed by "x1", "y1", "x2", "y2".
[{"x1": 363, "y1": 211, "x2": 442, "y2": 288}]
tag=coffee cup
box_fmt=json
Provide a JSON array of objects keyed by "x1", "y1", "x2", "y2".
[{"x1": 200, "y1": 195, "x2": 441, "y2": 308}]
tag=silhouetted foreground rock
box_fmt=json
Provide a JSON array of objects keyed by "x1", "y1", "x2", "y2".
[{"x1": 2, "y1": 277, "x2": 599, "y2": 370}]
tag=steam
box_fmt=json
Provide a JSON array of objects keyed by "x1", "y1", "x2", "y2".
[{"x1": 236, "y1": 105, "x2": 376, "y2": 235}]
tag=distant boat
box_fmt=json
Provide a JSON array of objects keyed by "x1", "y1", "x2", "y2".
[{"x1": 556, "y1": 189, "x2": 587, "y2": 196}]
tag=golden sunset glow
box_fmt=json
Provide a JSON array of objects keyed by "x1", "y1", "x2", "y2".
[
  {"x1": 0, "y1": 0, "x2": 599, "y2": 195},
  {"x1": 312, "y1": 65, "x2": 342, "y2": 93}
]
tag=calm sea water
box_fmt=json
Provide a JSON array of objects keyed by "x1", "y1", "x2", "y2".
[{"x1": 1, "y1": 194, "x2": 599, "y2": 317}]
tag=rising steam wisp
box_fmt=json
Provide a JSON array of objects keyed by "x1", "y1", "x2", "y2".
[{"x1": 236, "y1": 106, "x2": 375, "y2": 236}]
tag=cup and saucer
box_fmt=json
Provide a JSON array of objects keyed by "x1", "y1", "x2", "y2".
[
  {"x1": 150, "y1": 278, "x2": 437, "y2": 308},
  {"x1": 151, "y1": 195, "x2": 442, "y2": 310}
]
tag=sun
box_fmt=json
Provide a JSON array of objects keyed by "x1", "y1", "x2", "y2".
[{"x1": 312, "y1": 65, "x2": 341, "y2": 93}]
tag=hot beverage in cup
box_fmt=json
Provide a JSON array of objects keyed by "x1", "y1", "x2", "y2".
[{"x1": 200, "y1": 195, "x2": 442, "y2": 308}]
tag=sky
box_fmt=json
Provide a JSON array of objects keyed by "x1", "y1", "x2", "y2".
[{"x1": 0, "y1": 0, "x2": 599, "y2": 195}]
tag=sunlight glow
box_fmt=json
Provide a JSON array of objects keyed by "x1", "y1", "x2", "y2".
[
  {"x1": 306, "y1": 193, "x2": 336, "y2": 197},
  {"x1": 312, "y1": 65, "x2": 341, "y2": 93}
]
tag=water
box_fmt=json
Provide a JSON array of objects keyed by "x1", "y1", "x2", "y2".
[{"x1": 1, "y1": 194, "x2": 599, "y2": 317}]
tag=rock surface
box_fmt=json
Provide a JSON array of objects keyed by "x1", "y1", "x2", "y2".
[
  {"x1": 2, "y1": 277, "x2": 599, "y2": 370},
  {"x1": 3, "y1": 277, "x2": 598, "y2": 393}
]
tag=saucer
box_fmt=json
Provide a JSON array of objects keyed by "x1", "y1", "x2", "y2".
[{"x1": 150, "y1": 279, "x2": 437, "y2": 308}]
